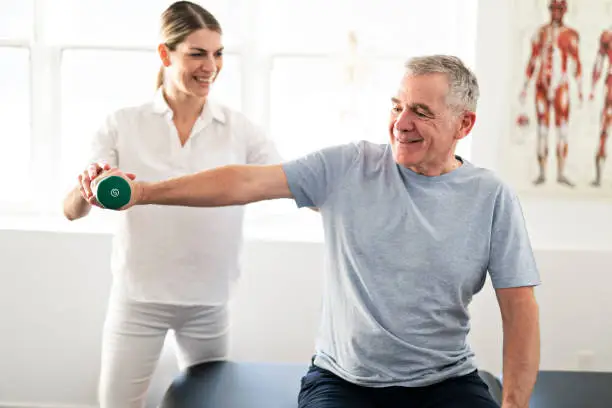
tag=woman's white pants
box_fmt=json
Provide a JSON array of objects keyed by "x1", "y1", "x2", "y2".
[{"x1": 98, "y1": 290, "x2": 229, "y2": 408}]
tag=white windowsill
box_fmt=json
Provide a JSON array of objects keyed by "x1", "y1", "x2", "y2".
[{"x1": 0, "y1": 208, "x2": 325, "y2": 243}]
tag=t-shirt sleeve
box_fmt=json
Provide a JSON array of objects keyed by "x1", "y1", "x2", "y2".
[
  {"x1": 487, "y1": 184, "x2": 541, "y2": 289},
  {"x1": 281, "y1": 142, "x2": 361, "y2": 209}
]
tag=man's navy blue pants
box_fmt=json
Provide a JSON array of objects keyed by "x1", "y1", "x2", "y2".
[{"x1": 298, "y1": 363, "x2": 500, "y2": 408}]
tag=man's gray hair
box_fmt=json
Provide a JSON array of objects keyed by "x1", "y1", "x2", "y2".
[{"x1": 404, "y1": 55, "x2": 479, "y2": 112}]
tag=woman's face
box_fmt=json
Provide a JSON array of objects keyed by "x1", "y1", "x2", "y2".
[{"x1": 159, "y1": 28, "x2": 224, "y2": 98}]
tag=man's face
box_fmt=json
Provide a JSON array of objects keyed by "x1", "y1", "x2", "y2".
[
  {"x1": 388, "y1": 72, "x2": 474, "y2": 174},
  {"x1": 549, "y1": 0, "x2": 567, "y2": 23}
]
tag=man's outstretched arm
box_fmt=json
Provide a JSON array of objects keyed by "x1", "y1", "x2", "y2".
[
  {"x1": 93, "y1": 142, "x2": 357, "y2": 211},
  {"x1": 106, "y1": 164, "x2": 293, "y2": 209}
]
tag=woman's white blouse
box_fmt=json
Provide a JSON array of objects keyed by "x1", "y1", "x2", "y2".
[{"x1": 87, "y1": 90, "x2": 282, "y2": 305}]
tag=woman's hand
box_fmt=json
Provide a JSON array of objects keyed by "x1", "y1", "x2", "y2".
[
  {"x1": 90, "y1": 168, "x2": 139, "y2": 210},
  {"x1": 78, "y1": 162, "x2": 112, "y2": 207}
]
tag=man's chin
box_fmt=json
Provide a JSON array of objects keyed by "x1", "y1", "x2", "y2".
[{"x1": 392, "y1": 151, "x2": 418, "y2": 168}]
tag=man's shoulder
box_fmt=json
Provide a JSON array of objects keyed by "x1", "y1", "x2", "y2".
[
  {"x1": 316, "y1": 139, "x2": 383, "y2": 161},
  {"x1": 356, "y1": 139, "x2": 387, "y2": 152},
  {"x1": 339, "y1": 140, "x2": 392, "y2": 172},
  {"x1": 460, "y1": 160, "x2": 517, "y2": 200},
  {"x1": 352, "y1": 140, "x2": 389, "y2": 162},
  {"x1": 284, "y1": 140, "x2": 385, "y2": 175},
  {"x1": 453, "y1": 163, "x2": 524, "y2": 230}
]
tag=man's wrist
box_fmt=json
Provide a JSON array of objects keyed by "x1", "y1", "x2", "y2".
[
  {"x1": 133, "y1": 181, "x2": 149, "y2": 205},
  {"x1": 502, "y1": 397, "x2": 528, "y2": 408}
]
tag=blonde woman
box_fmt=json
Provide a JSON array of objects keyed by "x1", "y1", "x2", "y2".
[{"x1": 62, "y1": 2, "x2": 281, "y2": 407}]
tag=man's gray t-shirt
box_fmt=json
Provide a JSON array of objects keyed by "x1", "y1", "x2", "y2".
[{"x1": 281, "y1": 140, "x2": 541, "y2": 387}]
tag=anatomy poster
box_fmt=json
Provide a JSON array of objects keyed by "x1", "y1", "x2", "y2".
[{"x1": 505, "y1": 0, "x2": 612, "y2": 199}]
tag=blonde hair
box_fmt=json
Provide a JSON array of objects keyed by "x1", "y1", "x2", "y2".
[{"x1": 156, "y1": 1, "x2": 222, "y2": 88}]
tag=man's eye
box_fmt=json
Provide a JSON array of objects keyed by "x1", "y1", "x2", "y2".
[
  {"x1": 411, "y1": 108, "x2": 429, "y2": 118},
  {"x1": 392, "y1": 105, "x2": 402, "y2": 113}
]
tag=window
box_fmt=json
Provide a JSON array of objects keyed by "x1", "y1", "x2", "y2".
[
  {"x1": 42, "y1": 0, "x2": 242, "y2": 48},
  {"x1": 59, "y1": 49, "x2": 160, "y2": 185},
  {"x1": 265, "y1": 0, "x2": 476, "y2": 164},
  {"x1": 4, "y1": 0, "x2": 244, "y2": 211},
  {"x1": 256, "y1": 0, "x2": 352, "y2": 55},
  {"x1": 0, "y1": 0, "x2": 33, "y2": 40},
  {"x1": 0, "y1": 47, "x2": 31, "y2": 204},
  {"x1": 59, "y1": 50, "x2": 242, "y2": 185},
  {"x1": 270, "y1": 58, "x2": 345, "y2": 159},
  {"x1": 0, "y1": 0, "x2": 34, "y2": 210},
  {"x1": 1, "y1": 0, "x2": 478, "y2": 227},
  {"x1": 269, "y1": 57, "x2": 408, "y2": 159}
]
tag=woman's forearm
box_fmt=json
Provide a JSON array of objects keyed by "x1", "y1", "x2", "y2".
[{"x1": 63, "y1": 186, "x2": 92, "y2": 220}]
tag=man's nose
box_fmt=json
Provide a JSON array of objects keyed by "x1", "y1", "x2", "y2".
[{"x1": 395, "y1": 110, "x2": 415, "y2": 132}]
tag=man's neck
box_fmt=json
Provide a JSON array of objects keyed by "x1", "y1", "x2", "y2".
[{"x1": 409, "y1": 156, "x2": 462, "y2": 177}]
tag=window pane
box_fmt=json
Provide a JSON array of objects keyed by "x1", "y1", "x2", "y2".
[
  {"x1": 44, "y1": 0, "x2": 242, "y2": 48},
  {"x1": 260, "y1": 0, "x2": 463, "y2": 55},
  {"x1": 0, "y1": 0, "x2": 33, "y2": 40},
  {"x1": 270, "y1": 58, "x2": 347, "y2": 159},
  {"x1": 0, "y1": 47, "x2": 31, "y2": 203},
  {"x1": 258, "y1": 0, "x2": 351, "y2": 54},
  {"x1": 270, "y1": 57, "x2": 409, "y2": 158},
  {"x1": 59, "y1": 49, "x2": 241, "y2": 184},
  {"x1": 348, "y1": 0, "x2": 462, "y2": 56}
]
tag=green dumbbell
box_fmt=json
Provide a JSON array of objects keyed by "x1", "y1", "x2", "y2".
[{"x1": 93, "y1": 175, "x2": 132, "y2": 210}]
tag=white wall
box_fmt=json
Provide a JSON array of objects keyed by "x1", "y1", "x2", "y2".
[
  {"x1": 1, "y1": 226, "x2": 612, "y2": 408},
  {"x1": 1, "y1": 1, "x2": 612, "y2": 407},
  {"x1": 0, "y1": 226, "x2": 326, "y2": 408}
]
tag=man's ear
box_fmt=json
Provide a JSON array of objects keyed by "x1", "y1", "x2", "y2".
[{"x1": 457, "y1": 111, "x2": 476, "y2": 140}]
